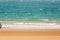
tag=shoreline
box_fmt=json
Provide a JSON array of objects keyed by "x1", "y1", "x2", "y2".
[
  {"x1": 0, "y1": 20, "x2": 60, "y2": 24},
  {"x1": 0, "y1": 21, "x2": 60, "y2": 29},
  {"x1": 1, "y1": 22, "x2": 60, "y2": 29}
]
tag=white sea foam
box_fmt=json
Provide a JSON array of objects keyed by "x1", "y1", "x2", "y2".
[
  {"x1": 1, "y1": 22, "x2": 60, "y2": 29},
  {"x1": 42, "y1": 19, "x2": 49, "y2": 21}
]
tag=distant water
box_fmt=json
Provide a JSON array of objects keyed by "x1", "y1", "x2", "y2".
[{"x1": 0, "y1": 1, "x2": 60, "y2": 22}]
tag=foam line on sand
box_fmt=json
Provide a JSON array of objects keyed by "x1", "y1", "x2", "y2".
[{"x1": 1, "y1": 22, "x2": 60, "y2": 29}]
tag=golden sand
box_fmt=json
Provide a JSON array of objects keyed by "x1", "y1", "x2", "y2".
[{"x1": 0, "y1": 29, "x2": 60, "y2": 40}]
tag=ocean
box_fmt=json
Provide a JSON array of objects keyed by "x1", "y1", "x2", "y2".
[{"x1": 0, "y1": 1, "x2": 60, "y2": 23}]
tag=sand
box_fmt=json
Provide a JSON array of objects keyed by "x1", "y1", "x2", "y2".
[
  {"x1": 0, "y1": 36, "x2": 60, "y2": 40},
  {"x1": 0, "y1": 23, "x2": 60, "y2": 40},
  {"x1": 0, "y1": 29, "x2": 60, "y2": 40}
]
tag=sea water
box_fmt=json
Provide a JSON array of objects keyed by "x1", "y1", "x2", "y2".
[{"x1": 0, "y1": 1, "x2": 60, "y2": 22}]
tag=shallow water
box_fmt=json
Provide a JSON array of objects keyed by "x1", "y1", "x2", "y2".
[{"x1": 0, "y1": 1, "x2": 60, "y2": 22}]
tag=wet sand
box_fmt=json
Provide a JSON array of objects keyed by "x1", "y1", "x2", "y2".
[
  {"x1": 0, "y1": 36, "x2": 60, "y2": 40},
  {"x1": 0, "y1": 29, "x2": 60, "y2": 40},
  {"x1": 0, "y1": 29, "x2": 60, "y2": 36}
]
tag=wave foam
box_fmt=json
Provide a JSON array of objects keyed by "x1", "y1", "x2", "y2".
[{"x1": 1, "y1": 22, "x2": 60, "y2": 29}]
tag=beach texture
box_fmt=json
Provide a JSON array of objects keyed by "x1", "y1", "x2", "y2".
[
  {"x1": 0, "y1": 29, "x2": 60, "y2": 40},
  {"x1": 1, "y1": 23, "x2": 60, "y2": 40}
]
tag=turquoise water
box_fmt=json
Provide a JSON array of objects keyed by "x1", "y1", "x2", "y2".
[{"x1": 0, "y1": 1, "x2": 60, "y2": 22}]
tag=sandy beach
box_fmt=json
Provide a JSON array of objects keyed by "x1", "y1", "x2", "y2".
[
  {"x1": 0, "y1": 22, "x2": 60, "y2": 40},
  {"x1": 0, "y1": 0, "x2": 60, "y2": 40},
  {"x1": 0, "y1": 29, "x2": 60, "y2": 40}
]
